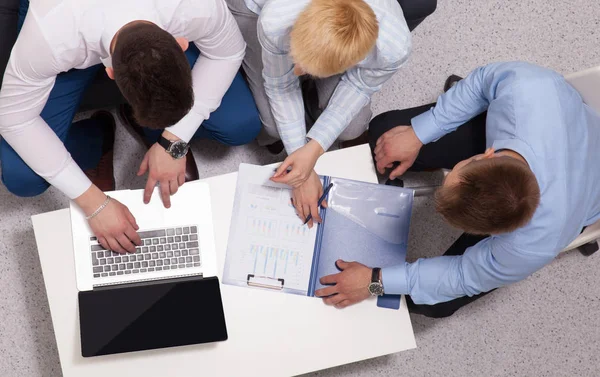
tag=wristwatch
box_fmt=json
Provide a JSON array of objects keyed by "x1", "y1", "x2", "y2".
[
  {"x1": 158, "y1": 135, "x2": 189, "y2": 159},
  {"x1": 368, "y1": 267, "x2": 384, "y2": 296}
]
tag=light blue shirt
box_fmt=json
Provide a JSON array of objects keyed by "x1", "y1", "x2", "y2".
[
  {"x1": 245, "y1": 0, "x2": 411, "y2": 153},
  {"x1": 382, "y1": 62, "x2": 600, "y2": 305}
]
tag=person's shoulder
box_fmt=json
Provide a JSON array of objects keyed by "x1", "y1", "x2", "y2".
[
  {"x1": 499, "y1": 193, "x2": 569, "y2": 258},
  {"x1": 484, "y1": 62, "x2": 563, "y2": 85},
  {"x1": 367, "y1": 0, "x2": 412, "y2": 66},
  {"x1": 176, "y1": 0, "x2": 219, "y2": 15},
  {"x1": 258, "y1": 0, "x2": 309, "y2": 36}
]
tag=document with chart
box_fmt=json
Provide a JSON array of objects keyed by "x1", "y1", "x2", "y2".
[{"x1": 223, "y1": 164, "x2": 414, "y2": 306}]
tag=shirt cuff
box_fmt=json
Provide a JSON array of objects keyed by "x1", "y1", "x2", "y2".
[
  {"x1": 47, "y1": 159, "x2": 92, "y2": 199},
  {"x1": 381, "y1": 263, "x2": 409, "y2": 295},
  {"x1": 279, "y1": 120, "x2": 308, "y2": 154},
  {"x1": 283, "y1": 137, "x2": 307, "y2": 154},
  {"x1": 306, "y1": 128, "x2": 334, "y2": 153},
  {"x1": 410, "y1": 107, "x2": 446, "y2": 145},
  {"x1": 165, "y1": 110, "x2": 205, "y2": 143}
]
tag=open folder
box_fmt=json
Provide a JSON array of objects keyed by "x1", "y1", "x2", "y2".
[{"x1": 223, "y1": 164, "x2": 414, "y2": 309}]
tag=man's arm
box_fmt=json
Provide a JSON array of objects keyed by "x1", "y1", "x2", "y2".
[
  {"x1": 258, "y1": 20, "x2": 306, "y2": 154},
  {"x1": 0, "y1": 14, "x2": 142, "y2": 253},
  {"x1": 0, "y1": 18, "x2": 92, "y2": 199},
  {"x1": 165, "y1": 0, "x2": 246, "y2": 142},
  {"x1": 410, "y1": 61, "x2": 560, "y2": 144},
  {"x1": 306, "y1": 61, "x2": 407, "y2": 151},
  {"x1": 382, "y1": 237, "x2": 556, "y2": 305}
]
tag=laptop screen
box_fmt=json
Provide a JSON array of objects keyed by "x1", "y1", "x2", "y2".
[{"x1": 78, "y1": 276, "x2": 227, "y2": 357}]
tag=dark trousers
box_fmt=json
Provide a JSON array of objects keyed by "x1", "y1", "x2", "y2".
[{"x1": 369, "y1": 104, "x2": 493, "y2": 318}]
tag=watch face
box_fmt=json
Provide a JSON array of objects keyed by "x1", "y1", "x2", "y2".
[
  {"x1": 368, "y1": 282, "x2": 384, "y2": 296},
  {"x1": 169, "y1": 141, "x2": 188, "y2": 159}
]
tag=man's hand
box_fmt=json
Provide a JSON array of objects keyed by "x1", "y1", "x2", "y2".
[
  {"x1": 315, "y1": 260, "x2": 372, "y2": 309},
  {"x1": 89, "y1": 198, "x2": 142, "y2": 253},
  {"x1": 291, "y1": 170, "x2": 326, "y2": 228},
  {"x1": 75, "y1": 185, "x2": 142, "y2": 254},
  {"x1": 374, "y1": 126, "x2": 423, "y2": 180},
  {"x1": 271, "y1": 139, "x2": 324, "y2": 188},
  {"x1": 138, "y1": 138, "x2": 186, "y2": 208}
]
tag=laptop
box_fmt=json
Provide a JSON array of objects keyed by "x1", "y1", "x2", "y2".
[{"x1": 70, "y1": 182, "x2": 227, "y2": 357}]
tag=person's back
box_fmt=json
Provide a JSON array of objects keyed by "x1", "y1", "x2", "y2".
[
  {"x1": 484, "y1": 62, "x2": 600, "y2": 258},
  {"x1": 15, "y1": 0, "x2": 217, "y2": 71},
  {"x1": 0, "y1": 0, "x2": 260, "y2": 254},
  {"x1": 319, "y1": 61, "x2": 600, "y2": 316}
]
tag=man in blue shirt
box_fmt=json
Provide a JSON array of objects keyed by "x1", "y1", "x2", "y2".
[{"x1": 314, "y1": 62, "x2": 600, "y2": 317}]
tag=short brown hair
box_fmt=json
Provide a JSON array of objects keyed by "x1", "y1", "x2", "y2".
[
  {"x1": 435, "y1": 157, "x2": 540, "y2": 235},
  {"x1": 112, "y1": 23, "x2": 193, "y2": 129},
  {"x1": 290, "y1": 0, "x2": 378, "y2": 78}
]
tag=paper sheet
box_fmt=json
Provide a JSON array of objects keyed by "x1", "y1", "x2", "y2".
[{"x1": 223, "y1": 164, "x2": 318, "y2": 295}]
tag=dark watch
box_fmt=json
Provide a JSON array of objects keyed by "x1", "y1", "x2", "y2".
[
  {"x1": 368, "y1": 267, "x2": 384, "y2": 296},
  {"x1": 158, "y1": 136, "x2": 189, "y2": 159}
]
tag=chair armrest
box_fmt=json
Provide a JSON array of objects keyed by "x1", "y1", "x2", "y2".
[{"x1": 562, "y1": 220, "x2": 600, "y2": 252}]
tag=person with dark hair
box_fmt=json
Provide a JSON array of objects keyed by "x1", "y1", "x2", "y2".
[
  {"x1": 313, "y1": 62, "x2": 600, "y2": 317},
  {"x1": 0, "y1": 0, "x2": 260, "y2": 253},
  {"x1": 110, "y1": 22, "x2": 195, "y2": 130}
]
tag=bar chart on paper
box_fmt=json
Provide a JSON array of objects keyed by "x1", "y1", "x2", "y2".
[
  {"x1": 246, "y1": 218, "x2": 278, "y2": 237},
  {"x1": 280, "y1": 222, "x2": 311, "y2": 242},
  {"x1": 223, "y1": 164, "x2": 320, "y2": 294},
  {"x1": 245, "y1": 245, "x2": 306, "y2": 289}
]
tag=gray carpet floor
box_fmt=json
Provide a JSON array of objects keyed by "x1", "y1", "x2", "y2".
[{"x1": 1, "y1": 0, "x2": 599, "y2": 376}]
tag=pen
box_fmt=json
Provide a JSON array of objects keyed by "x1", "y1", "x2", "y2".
[
  {"x1": 273, "y1": 167, "x2": 292, "y2": 173},
  {"x1": 304, "y1": 182, "x2": 334, "y2": 225}
]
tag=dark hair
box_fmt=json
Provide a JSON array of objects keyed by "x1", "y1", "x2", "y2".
[
  {"x1": 435, "y1": 157, "x2": 541, "y2": 235},
  {"x1": 112, "y1": 23, "x2": 193, "y2": 129}
]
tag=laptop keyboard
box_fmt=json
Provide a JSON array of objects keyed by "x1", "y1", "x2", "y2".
[{"x1": 90, "y1": 225, "x2": 201, "y2": 278}]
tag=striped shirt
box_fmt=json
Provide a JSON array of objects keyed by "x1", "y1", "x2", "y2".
[{"x1": 246, "y1": 0, "x2": 411, "y2": 153}]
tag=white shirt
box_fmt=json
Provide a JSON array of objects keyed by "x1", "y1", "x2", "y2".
[
  {"x1": 0, "y1": 0, "x2": 245, "y2": 199},
  {"x1": 246, "y1": 0, "x2": 411, "y2": 153}
]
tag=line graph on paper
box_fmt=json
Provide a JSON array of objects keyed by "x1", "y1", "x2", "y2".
[{"x1": 245, "y1": 244, "x2": 308, "y2": 290}]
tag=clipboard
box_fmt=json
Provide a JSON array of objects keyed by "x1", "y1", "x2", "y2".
[{"x1": 247, "y1": 274, "x2": 285, "y2": 290}]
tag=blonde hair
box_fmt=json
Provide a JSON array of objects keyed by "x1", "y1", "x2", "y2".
[{"x1": 290, "y1": 0, "x2": 379, "y2": 78}]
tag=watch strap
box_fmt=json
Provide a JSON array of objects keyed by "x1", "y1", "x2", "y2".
[
  {"x1": 371, "y1": 267, "x2": 381, "y2": 283},
  {"x1": 158, "y1": 136, "x2": 172, "y2": 151}
]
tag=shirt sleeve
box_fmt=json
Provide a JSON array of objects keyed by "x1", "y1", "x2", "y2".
[
  {"x1": 165, "y1": 0, "x2": 246, "y2": 142},
  {"x1": 381, "y1": 236, "x2": 556, "y2": 305},
  {"x1": 306, "y1": 61, "x2": 406, "y2": 151},
  {"x1": 258, "y1": 20, "x2": 306, "y2": 154},
  {"x1": 410, "y1": 62, "x2": 526, "y2": 145},
  {"x1": 0, "y1": 16, "x2": 92, "y2": 199}
]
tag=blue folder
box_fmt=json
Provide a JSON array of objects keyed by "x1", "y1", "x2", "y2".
[{"x1": 309, "y1": 176, "x2": 413, "y2": 309}]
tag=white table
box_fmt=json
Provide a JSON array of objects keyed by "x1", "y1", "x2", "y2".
[{"x1": 32, "y1": 144, "x2": 416, "y2": 377}]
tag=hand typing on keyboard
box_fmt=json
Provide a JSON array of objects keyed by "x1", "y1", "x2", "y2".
[
  {"x1": 91, "y1": 225, "x2": 201, "y2": 278},
  {"x1": 88, "y1": 197, "x2": 143, "y2": 253}
]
